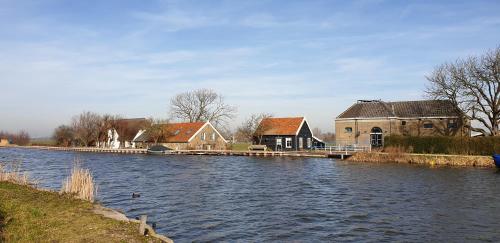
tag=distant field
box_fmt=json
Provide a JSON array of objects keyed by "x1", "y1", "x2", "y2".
[
  {"x1": 30, "y1": 138, "x2": 56, "y2": 146},
  {"x1": 231, "y1": 143, "x2": 251, "y2": 151}
]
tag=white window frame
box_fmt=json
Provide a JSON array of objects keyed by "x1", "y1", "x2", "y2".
[
  {"x1": 201, "y1": 132, "x2": 206, "y2": 141},
  {"x1": 211, "y1": 132, "x2": 216, "y2": 141},
  {"x1": 307, "y1": 137, "x2": 312, "y2": 148},
  {"x1": 298, "y1": 137, "x2": 303, "y2": 149},
  {"x1": 285, "y1": 137, "x2": 292, "y2": 148}
]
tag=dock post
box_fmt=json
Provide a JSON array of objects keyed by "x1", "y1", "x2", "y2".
[{"x1": 139, "y1": 215, "x2": 148, "y2": 235}]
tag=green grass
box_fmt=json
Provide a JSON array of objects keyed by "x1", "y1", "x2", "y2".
[
  {"x1": 0, "y1": 182, "x2": 160, "y2": 242},
  {"x1": 231, "y1": 143, "x2": 251, "y2": 151}
]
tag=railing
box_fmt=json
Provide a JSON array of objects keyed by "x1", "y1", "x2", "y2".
[{"x1": 312, "y1": 144, "x2": 371, "y2": 154}]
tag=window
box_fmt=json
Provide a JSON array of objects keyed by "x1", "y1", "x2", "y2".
[
  {"x1": 401, "y1": 121, "x2": 406, "y2": 126},
  {"x1": 345, "y1": 127, "x2": 353, "y2": 133},
  {"x1": 201, "y1": 132, "x2": 206, "y2": 140},
  {"x1": 423, "y1": 123, "x2": 433, "y2": 129},
  {"x1": 307, "y1": 138, "x2": 312, "y2": 148},
  {"x1": 285, "y1": 138, "x2": 292, "y2": 148},
  {"x1": 276, "y1": 138, "x2": 282, "y2": 145},
  {"x1": 211, "y1": 133, "x2": 216, "y2": 140},
  {"x1": 448, "y1": 122, "x2": 457, "y2": 129}
]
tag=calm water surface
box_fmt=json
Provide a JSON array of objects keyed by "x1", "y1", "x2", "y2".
[{"x1": 1, "y1": 148, "x2": 499, "y2": 242}]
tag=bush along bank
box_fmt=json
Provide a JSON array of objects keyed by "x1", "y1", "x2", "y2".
[
  {"x1": 0, "y1": 160, "x2": 173, "y2": 242},
  {"x1": 384, "y1": 135, "x2": 500, "y2": 156},
  {"x1": 348, "y1": 152, "x2": 493, "y2": 167}
]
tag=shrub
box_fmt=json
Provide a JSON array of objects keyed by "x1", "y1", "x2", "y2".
[{"x1": 384, "y1": 135, "x2": 500, "y2": 155}]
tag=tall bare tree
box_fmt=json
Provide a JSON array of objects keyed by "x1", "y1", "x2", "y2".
[
  {"x1": 426, "y1": 46, "x2": 500, "y2": 136},
  {"x1": 71, "y1": 111, "x2": 102, "y2": 146},
  {"x1": 236, "y1": 113, "x2": 273, "y2": 143},
  {"x1": 169, "y1": 89, "x2": 237, "y2": 127}
]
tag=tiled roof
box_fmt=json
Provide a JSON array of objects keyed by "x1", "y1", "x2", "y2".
[
  {"x1": 256, "y1": 117, "x2": 304, "y2": 136},
  {"x1": 161, "y1": 122, "x2": 206, "y2": 143},
  {"x1": 134, "y1": 122, "x2": 206, "y2": 143},
  {"x1": 337, "y1": 100, "x2": 462, "y2": 119}
]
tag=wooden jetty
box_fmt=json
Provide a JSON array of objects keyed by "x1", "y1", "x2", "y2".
[{"x1": 20, "y1": 145, "x2": 370, "y2": 160}]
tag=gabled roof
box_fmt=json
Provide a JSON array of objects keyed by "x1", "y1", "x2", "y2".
[
  {"x1": 337, "y1": 100, "x2": 463, "y2": 119},
  {"x1": 134, "y1": 121, "x2": 227, "y2": 143},
  {"x1": 256, "y1": 117, "x2": 305, "y2": 136}
]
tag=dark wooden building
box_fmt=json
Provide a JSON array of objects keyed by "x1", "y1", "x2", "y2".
[{"x1": 253, "y1": 117, "x2": 316, "y2": 151}]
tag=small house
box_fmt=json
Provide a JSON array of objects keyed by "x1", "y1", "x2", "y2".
[
  {"x1": 0, "y1": 138, "x2": 10, "y2": 146},
  {"x1": 253, "y1": 117, "x2": 315, "y2": 151},
  {"x1": 133, "y1": 121, "x2": 227, "y2": 150}
]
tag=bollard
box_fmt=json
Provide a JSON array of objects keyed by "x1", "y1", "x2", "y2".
[{"x1": 139, "y1": 215, "x2": 148, "y2": 235}]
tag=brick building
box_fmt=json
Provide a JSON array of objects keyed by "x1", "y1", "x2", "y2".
[
  {"x1": 133, "y1": 121, "x2": 227, "y2": 150},
  {"x1": 335, "y1": 100, "x2": 470, "y2": 147}
]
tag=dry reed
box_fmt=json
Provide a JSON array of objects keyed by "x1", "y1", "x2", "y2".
[
  {"x1": 61, "y1": 162, "x2": 96, "y2": 202},
  {"x1": 0, "y1": 161, "x2": 31, "y2": 185}
]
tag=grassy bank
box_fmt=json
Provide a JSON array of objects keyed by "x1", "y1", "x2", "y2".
[
  {"x1": 0, "y1": 181, "x2": 162, "y2": 242},
  {"x1": 348, "y1": 152, "x2": 494, "y2": 167}
]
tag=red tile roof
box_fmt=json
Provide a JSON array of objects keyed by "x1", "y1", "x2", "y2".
[
  {"x1": 160, "y1": 122, "x2": 206, "y2": 143},
  {"x1": 257, "y1": 117, "x2": 305, "y2": 136}
]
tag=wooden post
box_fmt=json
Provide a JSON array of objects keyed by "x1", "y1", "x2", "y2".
[{"x1": 139, "y1": 215, "x2": 148, "y2": 235}]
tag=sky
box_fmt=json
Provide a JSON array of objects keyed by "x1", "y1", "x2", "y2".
[{"x1": 1, "y1": 0, "x2": 499, "y2": 137}]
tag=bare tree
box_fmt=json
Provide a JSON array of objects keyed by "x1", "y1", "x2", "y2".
[
  {"x1": 169, "y1": 89, "x2": 237, "y2": 127},
  {"x1": 143, "y1": 118, "x2": 170, "y2": 144},
  {"x1": 12, "y1": 130, "x2": 30, "y2": 146},
  {"x1": 53, "y1": 125, "x2": 74, "y2": 147},
  {"x1": 312, "y1": 127, "x2": 336, "y2": 143},
  {"x1": 0, "y1": 130, "x2": 30, "y2": 145},
  {"x1": 97, "y1": 114, "x2": 121, "y2": 146},
  {"x1": 236, "y1": 113, "x2": 273, "y2": 143},
  {"x1": 71, "y1": 111, "x2": 102, "y2": 146},
  {"x1": 426, "y1": 46, "x2": 500, "y2": 136}
]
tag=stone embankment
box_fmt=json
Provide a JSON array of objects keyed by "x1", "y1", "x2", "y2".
[{"x1": 348, "y1": 152, "x2": 494, "y2": 167}]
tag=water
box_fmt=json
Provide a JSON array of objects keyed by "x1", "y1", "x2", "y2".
[{"x1": 1, "y1": 148, "x2": 499, "y2": 242}]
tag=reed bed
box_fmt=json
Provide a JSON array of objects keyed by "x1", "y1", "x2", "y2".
[
  {"x1": 348, "y1": 151, "x2": 493, "y2": 167},
  {"x1": 0, "y1": 161, "x2": 31, "y2": 185},
  {"x1": 61, "y1": 163, "x2": 96, "y2": 202}
]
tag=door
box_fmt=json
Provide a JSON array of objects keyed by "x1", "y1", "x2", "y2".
[
  {"x1": 276, "y1": 138, "x2": 282, "y2": 151},
  {"x1": 370, "y1": 127, "x2": 383, "y2": 147},
  {"x1": 299, "y1": 137, "x2": 303, "y2": 149}
]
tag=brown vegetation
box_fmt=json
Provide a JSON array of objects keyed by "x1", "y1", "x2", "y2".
[
  {"x1": 348, "y1": 151, "x2": 493, "y2": 167},
  {"x1": 61, "y1": 163, "x2": 96, "y2": 202},
  {"x1": 0, "y1": 161, "x2": 31, "y2": 186},
  {"x1": 0, "y1": 130, "x2": 30, "y2": 146}
]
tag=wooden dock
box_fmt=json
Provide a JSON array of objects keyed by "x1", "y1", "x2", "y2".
[{"x1": 20, "y1": 146, "x2": 364, "y2": 159}]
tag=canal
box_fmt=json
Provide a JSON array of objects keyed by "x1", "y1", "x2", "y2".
[{"x1": 1, "y1": 148, "x2": 499, "y2": 242}]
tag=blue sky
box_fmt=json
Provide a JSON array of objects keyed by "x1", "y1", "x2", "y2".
[{"x1": 1, "y1": 0, "x2": 499, "y2": 137}]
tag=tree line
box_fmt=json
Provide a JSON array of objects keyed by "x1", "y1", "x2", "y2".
[{"x1": 0, "y1": 130, "x2": 30, "y2": 146}]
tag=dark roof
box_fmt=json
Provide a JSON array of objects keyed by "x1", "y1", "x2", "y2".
[
  {"x1": 337, "y1": 100, "x2": 462, "y2": 119},
  {"x1": 114, "y1": 118, "x2": 148, "y2": 141}
]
